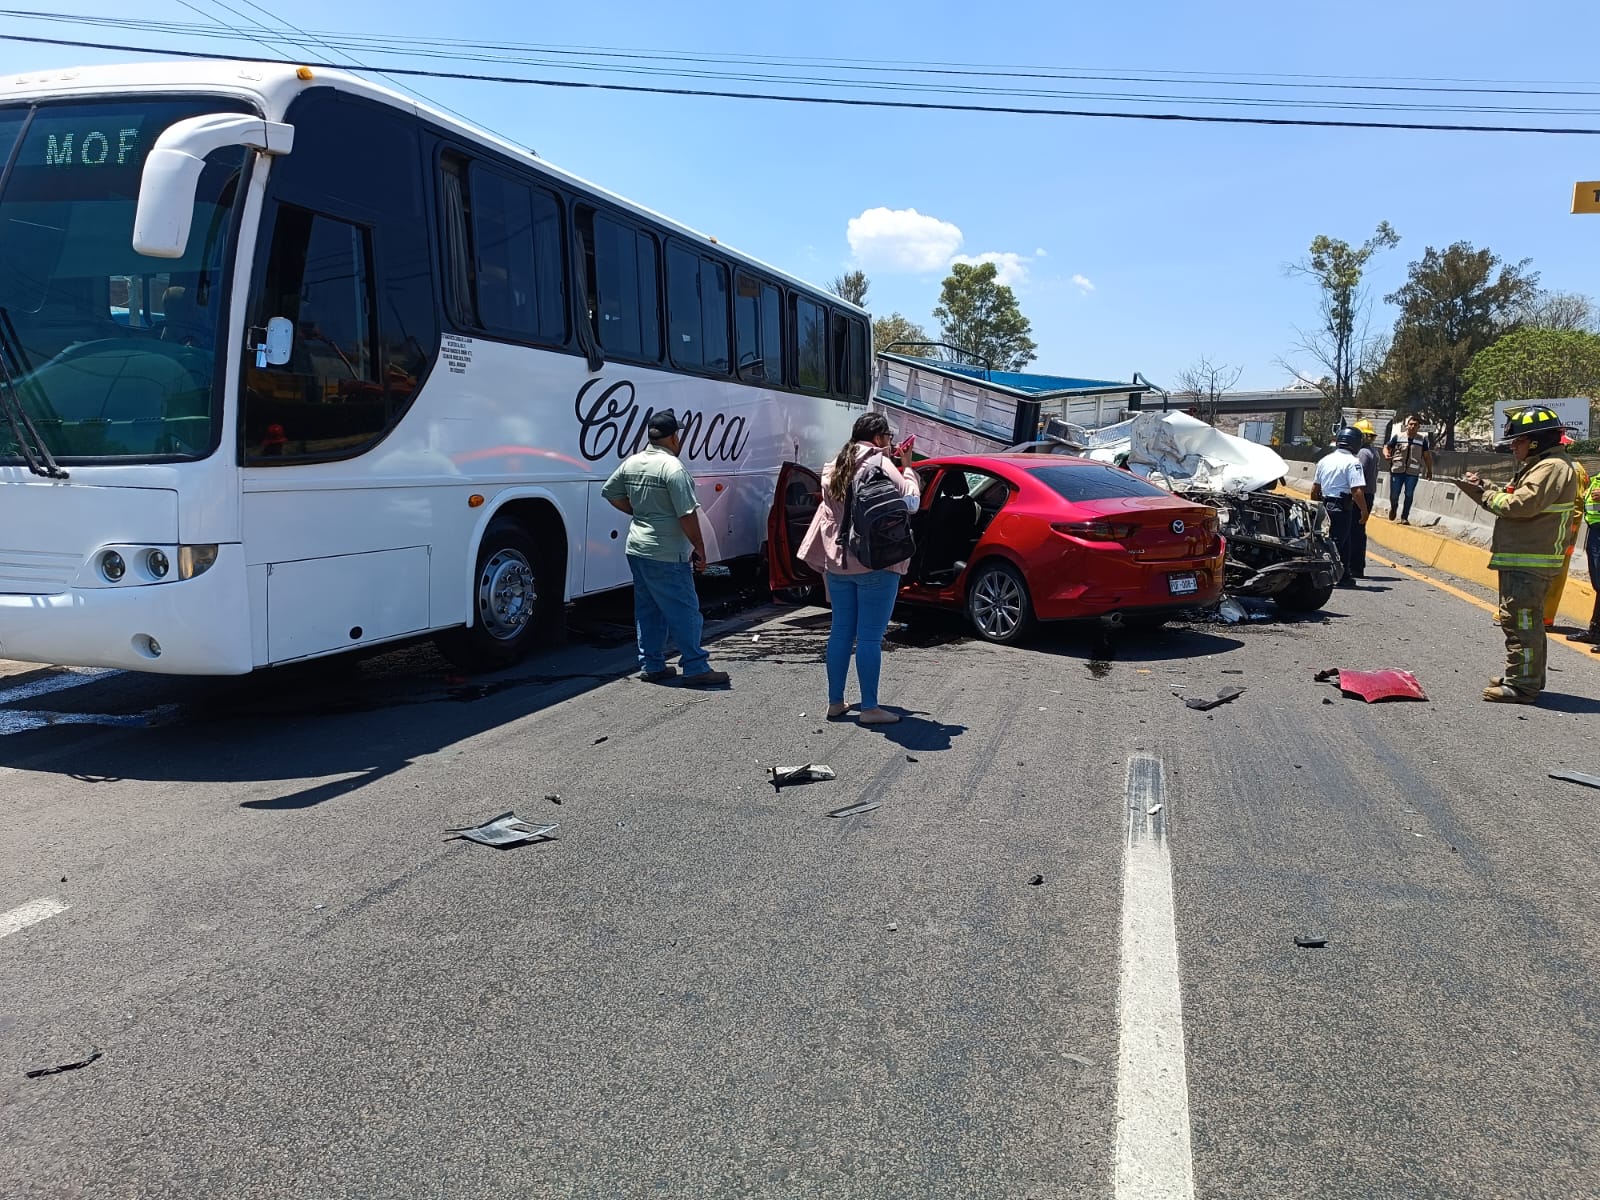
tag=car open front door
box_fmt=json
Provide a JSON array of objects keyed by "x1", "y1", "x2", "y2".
[{"x1": 767, "y1": 462, "x2": 823, "y2": 592}]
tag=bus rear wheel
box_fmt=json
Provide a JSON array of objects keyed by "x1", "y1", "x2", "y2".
[{"x1": 436, "y1": 519, "x2": 561, "y2": 671}]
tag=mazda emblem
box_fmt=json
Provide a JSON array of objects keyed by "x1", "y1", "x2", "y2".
[{"x1": 1170, "y1": 519, "x2": 1186, "y2": 534}]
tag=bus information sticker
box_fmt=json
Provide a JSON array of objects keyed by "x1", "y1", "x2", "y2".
[{"x1": 442, "y1": 334, "x2": 474, "y2": 376}]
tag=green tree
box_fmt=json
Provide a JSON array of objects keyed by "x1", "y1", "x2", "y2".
[
  {"x1": 830, "y1": 270, "x2": 870, "y2": 308},
  {"x1": 1382, "y1": 242, "x2": 1540, "y2": 448},
  {"x1": 1464, "y1": 328, "x2": 1600, "y2": 425},
  {"x1": 873, "y1": 312, "x2": 932, "y2": 357},
  {"x1": 932, "y1": 262, "x2": 1037, "y2": 371},
  {"x1": 1284, "y1": 222, "x2": 1399, "y2": 435}
]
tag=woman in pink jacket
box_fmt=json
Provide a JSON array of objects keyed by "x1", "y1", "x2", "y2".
[{"x1": 797, "y1": 413, "x2": 921, "y2": 725}]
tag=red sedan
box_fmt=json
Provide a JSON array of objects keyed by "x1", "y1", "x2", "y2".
[{"x1": 769, "y1": 453, "x2": 1224, "y2": 644}]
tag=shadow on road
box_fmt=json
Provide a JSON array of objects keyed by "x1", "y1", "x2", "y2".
[
  {"x1": 1534, "y1": 692, "x2": 1600, "y2": 715},
  {"x1": 0, "y1": 579, "x2": 777, "y2": 799}
]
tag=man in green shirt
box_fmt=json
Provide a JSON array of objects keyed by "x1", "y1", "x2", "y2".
[{"x1": 601, "y1": 410, "x2": 730, "y2": 687}]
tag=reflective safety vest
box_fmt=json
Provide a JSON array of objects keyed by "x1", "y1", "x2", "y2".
[
  {"x1": 1586, "y1": 469, "x2": 1600, "y2": 526},
  {"x1": 1477, "y1": 449, "x2": 1579, "y2": 572}
]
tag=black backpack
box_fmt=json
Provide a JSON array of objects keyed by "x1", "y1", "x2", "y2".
[{"x1": 841, "y1": 456, "x2": 916, "y2": 570}]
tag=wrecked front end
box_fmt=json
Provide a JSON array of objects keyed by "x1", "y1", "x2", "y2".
[{"x1": 1179, "y1": 488, "x2": 1343, "y2": 611}]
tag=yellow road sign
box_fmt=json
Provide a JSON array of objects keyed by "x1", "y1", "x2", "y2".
[{"x1": 1574, "y1": 182, "x2": 1600, "y2": 213}]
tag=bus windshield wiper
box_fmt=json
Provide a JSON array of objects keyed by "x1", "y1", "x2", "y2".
[{"x1": 0, "y1": 306, "x2": 66, "y2": 479}]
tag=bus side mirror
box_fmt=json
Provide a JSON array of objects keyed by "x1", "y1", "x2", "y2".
[
  {"x1": 263, "y1": 317, "x2": 294, "y2": 366},
  {"x1": 133, "y1": 114, "x2": 296, "y2": 259}
]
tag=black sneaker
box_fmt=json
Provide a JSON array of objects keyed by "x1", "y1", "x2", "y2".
[
  {"x1": 639, "y1": 667, "x2": 678, "y2": 683},
  {"x1": 682, "y1": 669, "x2": 731, "y2": 688}
]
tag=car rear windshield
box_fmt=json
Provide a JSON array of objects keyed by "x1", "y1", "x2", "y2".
[{"x1": 1030, "y1": 464, "x2": 1173, "y2": 502}]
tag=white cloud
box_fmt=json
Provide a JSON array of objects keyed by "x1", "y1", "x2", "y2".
[
  {"x1": 950, "y1": 250, "x2": 1035, "y2": 288},
  {"x1": 1071, "y1": 273, "x2": 1095, "y2": 293},
  {"x1": 846, "y1": 207, "x2": 964, "y2": 272}
]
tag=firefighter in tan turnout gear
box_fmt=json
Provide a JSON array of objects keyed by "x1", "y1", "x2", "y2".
[{"x1": 1459, "y1": 406, "x2": 1580, "y2": 704}]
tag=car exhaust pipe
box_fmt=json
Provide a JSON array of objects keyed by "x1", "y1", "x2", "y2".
[{"x1": 1101, "y1": 611, "x2": 1126, "y2": 629}]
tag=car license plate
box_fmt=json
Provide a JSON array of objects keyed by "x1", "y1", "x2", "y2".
[{"x1": 1168, "y1": 573, "x2": 1199, "y2": 596}]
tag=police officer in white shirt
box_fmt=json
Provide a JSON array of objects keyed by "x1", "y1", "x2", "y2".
[{"x1": 1310, "y1": 426, "x2": 1370, "y2": 589}]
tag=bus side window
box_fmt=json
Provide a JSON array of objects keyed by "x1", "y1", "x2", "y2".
[
  {"x1": 450, "y1": 160, "x2": 567, "y2": 347},
  {"x1": 847, "y1": 316, "x2": 868, "y2": 401},
  {"x1": 583, "y1": 208, "x2": 660, "y2": 363},
  {"x1": 793, "y1": 296, "x2": 828, "y2": 392},
  {"x1": 665, "y1": 244, "x2": 729, "y2": 376},
  {"x1": 666, "y1": 242, "x2": 702, "y2": 370},
  {"x1": 735, "y1": 273, "x2": 784, "y2": 386}
]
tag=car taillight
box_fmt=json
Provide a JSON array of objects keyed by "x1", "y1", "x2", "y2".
[
  {"x1": 1053, "y1": 520, "x2": 1138, "y2": 540},
  {"x1": 1201, "y1": 516, "x2": 1219, "y2": 538}
]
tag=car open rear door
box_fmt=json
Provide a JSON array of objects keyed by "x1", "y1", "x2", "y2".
[{"x1": 767, "y1": 462, "x2": 823, "y2": 592}]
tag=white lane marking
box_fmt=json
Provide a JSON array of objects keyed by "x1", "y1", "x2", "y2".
[
  {"x1": 0, "y1": 703, "x2": 179, "y2": 737},
  {"x1": 0, "y1": 897, "x2": 68, "y2": 940},
  {"x1": 0, "y1": 667, "x2": 119, "y2": 706},
  {"x1": 1115, "y1": 752, "x2": 1195, "y2": 1200}
]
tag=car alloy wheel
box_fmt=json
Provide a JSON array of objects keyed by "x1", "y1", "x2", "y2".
[{"x1": 967, "y1": 561, "x2": 1033, "y2": 644}]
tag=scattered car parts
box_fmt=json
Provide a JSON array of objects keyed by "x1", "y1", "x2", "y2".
[
  {"x1": 445, "y1": 812, "x2": 559, "y2": 847},
  {"x1": 1317, "y1": 668, "x2": 1428, "y2": 703}
]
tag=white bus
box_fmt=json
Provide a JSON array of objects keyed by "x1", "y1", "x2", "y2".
[{"x1": 0, "y1": 61, "x2": 868, "y2": 674}]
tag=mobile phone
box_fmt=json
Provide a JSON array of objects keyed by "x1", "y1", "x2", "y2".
[{"x1": 894, "y1": 435, "x2": 916, "y2": 458}]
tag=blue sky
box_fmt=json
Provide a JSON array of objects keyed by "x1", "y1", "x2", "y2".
[{"x1": 5, "y1": 0, "x2": 1600, "y2": 388}]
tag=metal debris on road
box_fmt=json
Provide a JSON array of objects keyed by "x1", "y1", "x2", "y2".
[
  {"x1": 906, "y1": 755, "x2": 919, "y2": 763},
  {"x1": 771, "y1": 764, "x2": 837, "y2": 789},
  {"x1": 1550, "y1": 770, "x2": 1600, "y2": 790},
  {"x1": 1184, "y1": 686, "x2": 1245, "y2": 711},
  {"x1": 1294, "y1": 935, "x2": 1328, "y2": 949},
  {"x1": 444, "y1": 812, "x2": 559, "y2": 848},
  {"x1": 545, "y1": 793, "x2": 562, "y2": 805},
  {"x1": 826, "y1": 799, "x2": 880, "y2": 818},
  {"x1": 592, "y1": 736, "x2": 609, "y2": 745},
  {"x1": 1147, "y1": 803, "x2": 1163, "y2": 816},
  {"x1": 1221, "y1": 669, "x2": 1244, "y2": 675},
  {"x1": 1316, "y1": 668, "x2": 1428, "y2": 703},
  {"x1": 25, "y1": 1049, "x2": 101, "y2": 1079},
  {"x1": 1028, "y1": 874, "x2": 1045, "y2": 886}
]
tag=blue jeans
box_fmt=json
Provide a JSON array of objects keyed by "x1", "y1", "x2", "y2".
[
  {"x1": 825, "y1": 570, "x2": 901, "y2": 710},
  {"x1": 1389, "y1": 472, "x2": 1420, "y2": 518},
  {"x1": 629, "y1": 555, "x2": 711, "y2": 677}
]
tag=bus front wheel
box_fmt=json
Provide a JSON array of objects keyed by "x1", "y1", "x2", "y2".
[{"x1": 437, "y1": 519, "x2": 561, "y2": 671}]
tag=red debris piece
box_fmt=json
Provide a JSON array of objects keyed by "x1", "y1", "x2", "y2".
[{"x1": 1319, "y1": 668, "x2": 1427, "y2": 703}]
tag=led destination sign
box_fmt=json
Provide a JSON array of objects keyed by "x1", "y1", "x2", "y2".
[{"x1": 42, "y1": 127, "x2": 142, "y2": 167}]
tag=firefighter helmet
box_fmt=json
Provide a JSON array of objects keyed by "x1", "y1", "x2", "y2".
[
  {"x1": 1353, "y1": 419, "x2": 1376, "y2": 437},
  {"x1": 1501, "y1": 406, "x2": 1564, "y2": 440},
  {"x1": 1334, "y1": 426, "x2": 1363, "y2": 451}
]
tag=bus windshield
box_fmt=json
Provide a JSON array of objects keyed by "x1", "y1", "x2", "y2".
[{"x1": 0, "y1": 97, "x2": 253, "y2": 464}]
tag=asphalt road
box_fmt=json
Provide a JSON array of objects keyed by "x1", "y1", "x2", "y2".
[{"x1": 1, "y1": 558, "x2": 1598, "y2": 1199}]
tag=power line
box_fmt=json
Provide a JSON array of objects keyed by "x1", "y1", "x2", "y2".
[
  {"x1": 189, "y1": 0, "x2": 500, "y2": 133},
  {"x1": 4, "y1": 32, "x2": 1598, "y2": 136},
  {"x1": 9, "y1": 10, "x2": 1600, "y2": 98},
  {"x1": 33, "y1": 16, "x2": 1595, "y2": 116}
]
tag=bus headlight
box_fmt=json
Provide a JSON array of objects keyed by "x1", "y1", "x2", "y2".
[
  {"x1": 146, "y1": 549, "x2": 170, "y2": 579},
  {"x1": 100, "y1": 551, "x2": 126, "y2": 582},
  {"x1": 178, "y1": 544, "x2": 219, "y2": 580}
]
